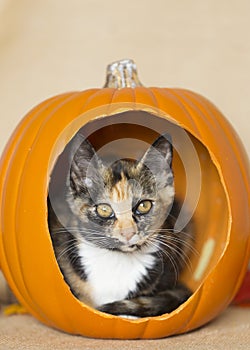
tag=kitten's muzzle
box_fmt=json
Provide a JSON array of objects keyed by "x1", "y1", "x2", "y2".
[
  {"x1": 120, "y1": 233, "x2": 144, "y2": 253},
  {"x1": 120, "y1": 227, "x2": 136, "y2": 241}
]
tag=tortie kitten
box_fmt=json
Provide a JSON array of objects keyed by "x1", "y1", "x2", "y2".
[{"x1": 48, "y1": 134, "x2": 194, "y2": 317}]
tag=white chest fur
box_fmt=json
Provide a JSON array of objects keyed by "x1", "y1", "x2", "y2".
[{"x1": 79, "y1": 243, "x2": 156, "y2": 306}]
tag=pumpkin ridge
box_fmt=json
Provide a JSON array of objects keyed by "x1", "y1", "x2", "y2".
[
  {"x1": 78, "y1": 88, "x2": 115, "y2": 116},
  {"x1": 180, "y1": 89, "x2": 219, "y2": 129},
  {"x1": 134, "y1": 86, "x2": 159, "y2": 109},
  {"x1": 0, "y1": 93, "x2": 75, "y2": 310},
  {"x1": 167, "y1": 88, "x2": 206, "y2": 137},
  {"x1": 189, "y1": 90, "x2": 250, "y2": 190},
  {"x1": 178, "y1": 90, "x2": 248, "y2": 196},
  {"x1": 151, "y1": 87, "x2": 200, "y2": 133},
  {"x1": 10, "y1": 102, "x2": 76, "y2": 325},
  {"x1": 3, "y1": 94, "x2": 79, "y2": 322},
  {"x1": 108, "y1": 87, "x2": 131, "y2": 112}
]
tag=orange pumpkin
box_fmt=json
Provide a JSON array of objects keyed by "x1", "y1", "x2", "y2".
[{"x1": 0, "y1": 59, "x2": 249, "y2": 339}]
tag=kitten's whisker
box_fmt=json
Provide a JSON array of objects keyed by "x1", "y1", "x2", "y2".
[
  {"x1": 147, "y1": 229, "x2": 198, "y2": 258},
  {"x1": 150, "y1": 237, "x2": 194, "y2": 273},
  {"x1": 156, "y1": 234, "x2": 199, "y2": 258},
  {"x1": 150, "y1": 235, "x2": 192, "y2": 273},
  {"x1": 57, "y1": 244, "x2": 78, "y2": 262},
  {"x1": 142, "y1": 229, "x2": 196, "y2": 273},
  {"x1": 52, "y1": 227, "x2": 102, "y2": 235},
  {"x1": 164, "y1": 236, "x2": 199, "y2": 257},
  {"x1": 148, "y1": 238, "x2": 179, "y2": 282},
  {"x1": 148, "y1": 228, "x2": 194, "y2": 239}
]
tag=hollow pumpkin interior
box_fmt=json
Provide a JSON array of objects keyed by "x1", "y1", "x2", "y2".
[{"x1": 48, "y1": 109, "x2": 229, "y2": 311}]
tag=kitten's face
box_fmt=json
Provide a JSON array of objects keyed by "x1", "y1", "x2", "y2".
[{"x1": 67, "y1": 134, "x2": 174, "y2": 252}]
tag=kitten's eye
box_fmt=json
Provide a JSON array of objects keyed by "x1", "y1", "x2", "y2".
[
  {"x1": 135, "y1": 200, "x2": 153, "y2": 215},
  {"x1": 96, "y1": 203, "x2": 114, "y2": 219}
]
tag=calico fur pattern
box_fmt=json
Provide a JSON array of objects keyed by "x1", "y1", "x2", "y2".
[{"x1": 48, "y1": 134, "x2": 194, "y2": 317}]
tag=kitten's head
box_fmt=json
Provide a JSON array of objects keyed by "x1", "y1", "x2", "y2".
[{"x1": 67, "y1": 134, "x2": 174, "y2": 252}]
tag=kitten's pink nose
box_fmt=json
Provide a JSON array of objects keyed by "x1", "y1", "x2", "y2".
[{"x1": 121, "y1": 228, "x2": 135, "y2": 241}]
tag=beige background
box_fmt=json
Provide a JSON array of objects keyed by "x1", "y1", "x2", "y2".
[
  {"x1": 0, "y1": 1, "x2": 250, "y2": 349},
  {"x1": 0, "y1": 0, "x2": 249, "y2": 156}
]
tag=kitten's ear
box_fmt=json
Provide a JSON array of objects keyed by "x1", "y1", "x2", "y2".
[
  {"x1": 69, "y1": 134, "x2": 103, "y2": 194},
  {"x1": 139, "y1": 134, "x2": 173, "y2": 187}
]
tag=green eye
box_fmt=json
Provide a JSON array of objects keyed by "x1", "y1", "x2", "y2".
[
  {"x1": 96, "y1": 204, "x2": 114, "y2": 219},
  {"x1": 136, "y1": 200, "x2": 153, "y2": 215}
]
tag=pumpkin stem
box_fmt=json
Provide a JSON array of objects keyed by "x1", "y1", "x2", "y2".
[{"x1": 104, "y1": 59, "x2": 142, "y2": 89}]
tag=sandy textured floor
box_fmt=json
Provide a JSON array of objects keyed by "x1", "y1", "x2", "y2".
[{"x1": 0, "y1": 306, "x2": 249, "y2": 350}]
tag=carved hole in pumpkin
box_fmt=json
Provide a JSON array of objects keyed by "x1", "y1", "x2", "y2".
[{"x1": 47, "y1": 110, "x2": 229, "y2": 315}]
